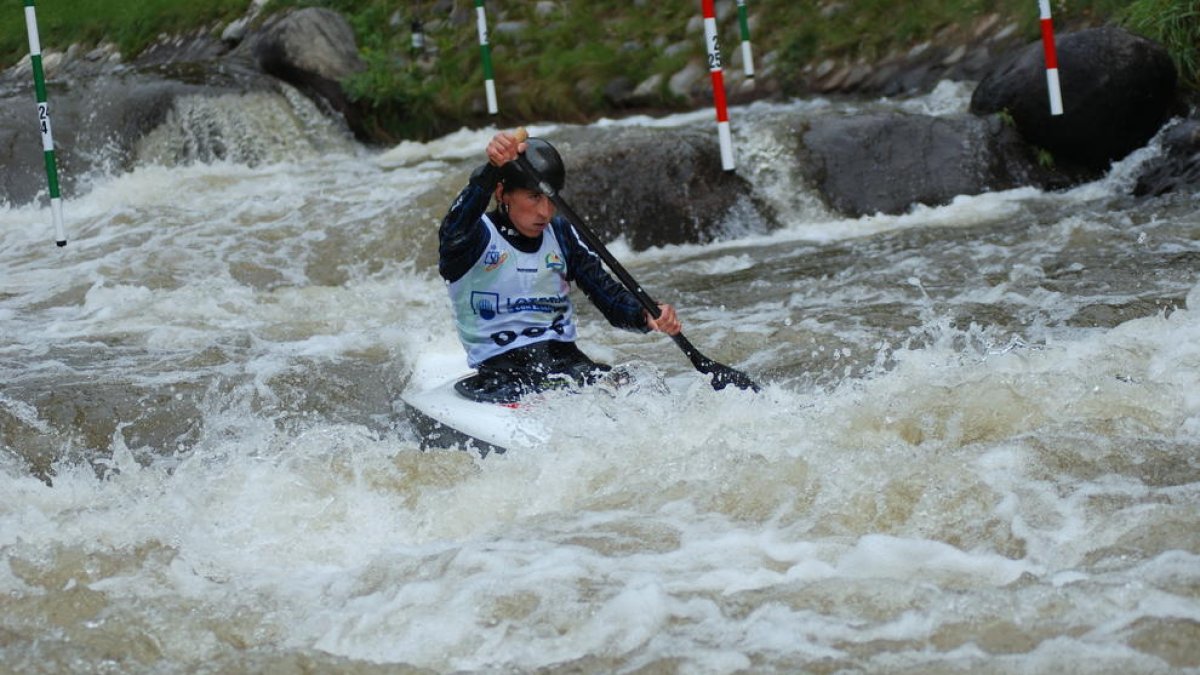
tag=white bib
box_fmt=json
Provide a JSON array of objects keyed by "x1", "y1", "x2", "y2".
[{"x1": 447, "y1": 216, "x2": 578, "y2": 366}]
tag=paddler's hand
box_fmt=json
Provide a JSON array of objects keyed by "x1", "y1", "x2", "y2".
[
  {"x1": 645, "y1": 303, "x2": 682, "y2": 336},
  {"x1": 486, "y1": 131, "x2": 527, "y2": 168}
]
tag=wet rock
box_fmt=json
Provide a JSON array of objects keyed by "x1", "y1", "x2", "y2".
[
  {"x1": 222, "y1": 18, "x2": 252, "y2": 46},
  {"x1": 248, "y1": 8, "x2": 364, "y2": 84},
  {"x1": 970, "y1": 27, "x2": 1179, "y2": 171},
  {"x1": 245, "y1": 7, "x2": 367, "y2": 139},
  {"x1": 602, "y1": 76, "x2": 636, "y2": 107},
  {"x1": 548, "y1": 125, "x2": 778, "y2": 249},
  {"x1": 627, "y1": 73, "x2": 664, "y2": 106},
  {"x1": 494, "y1": 21, "x2": 529, "y2": 36},
  {"x1": 133, "y1": 29, "x2": 229, "y2": 67},
  {"x1": 669, "y1": 60, "x2": 707, "y2": 99},
  {"x1": 662, "y1": 41, "x2": 691, "y2": 59},
  {"x1": 0, "y1": 65, "x2": 288, "y2": 206},
  {"x1": 1133, "y1": 119, "x2": 1200, "y2": 197},
  {"x1": 799, "y1": 111, "x2": 1092, "y2": 217},
  {"x1": 222, "y1": 0, "x2": 268, "y2": 47}
]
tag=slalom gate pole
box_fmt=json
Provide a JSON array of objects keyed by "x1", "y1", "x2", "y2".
[
  {"x1": 410, "y1": 18, "x2": 425, "y2": 56},
  {"x1": 474, "y1": 0, "x2": 498, "y2": 115},
  {"x1": 736, "y1": 0, "x2": 754, "y2": 79},
  {"x1": 23, "y1": 0, "x2": 67, "y2": 246},
  {"x1": 1038, "y1": 0, "x2": 1064, "y2": 116},
  {"x1": 701, "y1": 0, "x2": 735, "y2": 171}
]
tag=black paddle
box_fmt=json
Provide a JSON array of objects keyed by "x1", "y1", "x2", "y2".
[{"x1": 511, "y1": 128, "x2": 760, "y2": 392}]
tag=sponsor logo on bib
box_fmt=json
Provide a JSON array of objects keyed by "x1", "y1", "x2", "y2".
[
  {"x1": 483, "y1": 248, "x2": 507, "y2": 272},
  {"x1": 470, "y1": 291, "x2": 500, "y2": 320}
]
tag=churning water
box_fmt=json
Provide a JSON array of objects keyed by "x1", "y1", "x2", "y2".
[{"x1": 1, "y1": 83, "x2": 1198, "y2": 673}]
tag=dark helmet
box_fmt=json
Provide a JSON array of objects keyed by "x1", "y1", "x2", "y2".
[{"x1": 499, "y1": 137, "x2": 565, "y2": 193}]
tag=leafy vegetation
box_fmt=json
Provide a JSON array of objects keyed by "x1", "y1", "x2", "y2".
[
  {"x1": 258, "y1": 0, "x2": 1196, "y2": 138},
  {"x1": 1116, "y1": 0, "x2": 1200, "y2": 88},
  {"x1": 2, "y1": 0, "x2": 1195, "y2": 140},
  {"x1": 0, "y1": 0, "x2": 247, "y2": 65}
]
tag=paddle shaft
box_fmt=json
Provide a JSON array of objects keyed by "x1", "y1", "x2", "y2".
[{"x1": 511, "y1": 136, "x2": 759, "y2": 391}]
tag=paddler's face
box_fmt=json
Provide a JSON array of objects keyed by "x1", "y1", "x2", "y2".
[{"x1": 499, "y1": 186, "x2": 556, "y2": 238}]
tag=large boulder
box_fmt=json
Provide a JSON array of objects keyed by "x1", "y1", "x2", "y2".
[
  {"x1": 547, "y1": 125, "x2": 778, "y2": 250},
  {"x1": 1133, "y1": 119, "x2": 1200, "y2": 197},
  {"x1": 798, "y1": 111, "x2": 1088, "y2": 217},
  {"x1": 0, "y1": 7, "x2": 372, "y2": 206},
  {"x1": 247, "y1": 8, "x2": 367, "y2": 139},
  {"x1": 0, "y1": 63, "x2": 280, "y2": 205},
  {"x1": 969, "y1": 26, "x2": 1179, "y2": 171}
]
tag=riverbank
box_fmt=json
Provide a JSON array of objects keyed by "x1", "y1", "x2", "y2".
[{"x1": 4, "y1": 1, "x2": 1196, "y2": 143}]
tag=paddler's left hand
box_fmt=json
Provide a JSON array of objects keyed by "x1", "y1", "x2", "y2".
[{"x1": 645, "y1": 303, "x2": 682, "y2": 336}]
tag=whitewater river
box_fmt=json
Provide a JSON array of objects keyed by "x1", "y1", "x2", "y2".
[{"x1": 2, "y1": 84, "x2": 1198, "y2": 673}]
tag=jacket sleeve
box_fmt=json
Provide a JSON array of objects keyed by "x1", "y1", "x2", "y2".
[
  {"x1": 438, "y1": 163, "x2": 501, "y2": 283},
  {"x1": 555, "y1": 218, "x2": 650, "y2": 333}
]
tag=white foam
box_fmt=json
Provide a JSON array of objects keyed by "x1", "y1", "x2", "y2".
[{"x1": 1, "y1": 105, "x2": 1197, "y2": 673}]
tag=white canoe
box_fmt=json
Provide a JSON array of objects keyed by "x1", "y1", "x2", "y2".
[
  {"x1": 399, "y1": 351, "x2": 686, "y2": 456},
  {"x1": 399, "y1": 351, "x2": 551, "y2": 456}
]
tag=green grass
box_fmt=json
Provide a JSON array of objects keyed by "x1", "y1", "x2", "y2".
[
  {"x1": 1, "y1": 0, "x2": 250, "y2": 65},
  {"x1": 2, "y1": 0, "x2": 1194, "y2": 140},
  {"x1": 1117, "y1": 0, "x2": 1200, "y2": 88},
  {"x1": 257, "y1": 0, "x2": 1075, "y2": 139}
]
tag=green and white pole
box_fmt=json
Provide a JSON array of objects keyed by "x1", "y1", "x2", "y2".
[
  {"x1": 736, "y1": 0, "x2": 754, "y2": 79},
  {"x1": 474, "y1": 0, "x2": 498, "y2": 115},
  {"x1": 24, "y1": 0, "x2": 67, "y2": 247}
]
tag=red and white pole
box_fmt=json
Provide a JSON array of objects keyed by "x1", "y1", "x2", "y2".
[
  {"x1": 1039, "y1": 0, "x2": 1064, "y2": 116},
  {"x1": 701, "y1": 0, "x2": 734, "y2": 171}
]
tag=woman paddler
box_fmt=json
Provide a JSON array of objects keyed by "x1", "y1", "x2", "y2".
[{"x1": 438, "y1": 130, "x2": 682, "y2": 403}]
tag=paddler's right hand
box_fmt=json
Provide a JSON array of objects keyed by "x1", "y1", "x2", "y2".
[
  {"x1": 486, "y1": 131, "x2": 527, "y2": 168},
  {"x1": 645, "y1": 303, "x2": 682, "y2": 336}
]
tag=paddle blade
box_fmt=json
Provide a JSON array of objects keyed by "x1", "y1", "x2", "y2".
[
  {"x1": 672, "y1": 333, "x2": 760, "y2": 392},
  {"x1": 699, "y1": 359, "x2": 761, "y2": 392}
]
